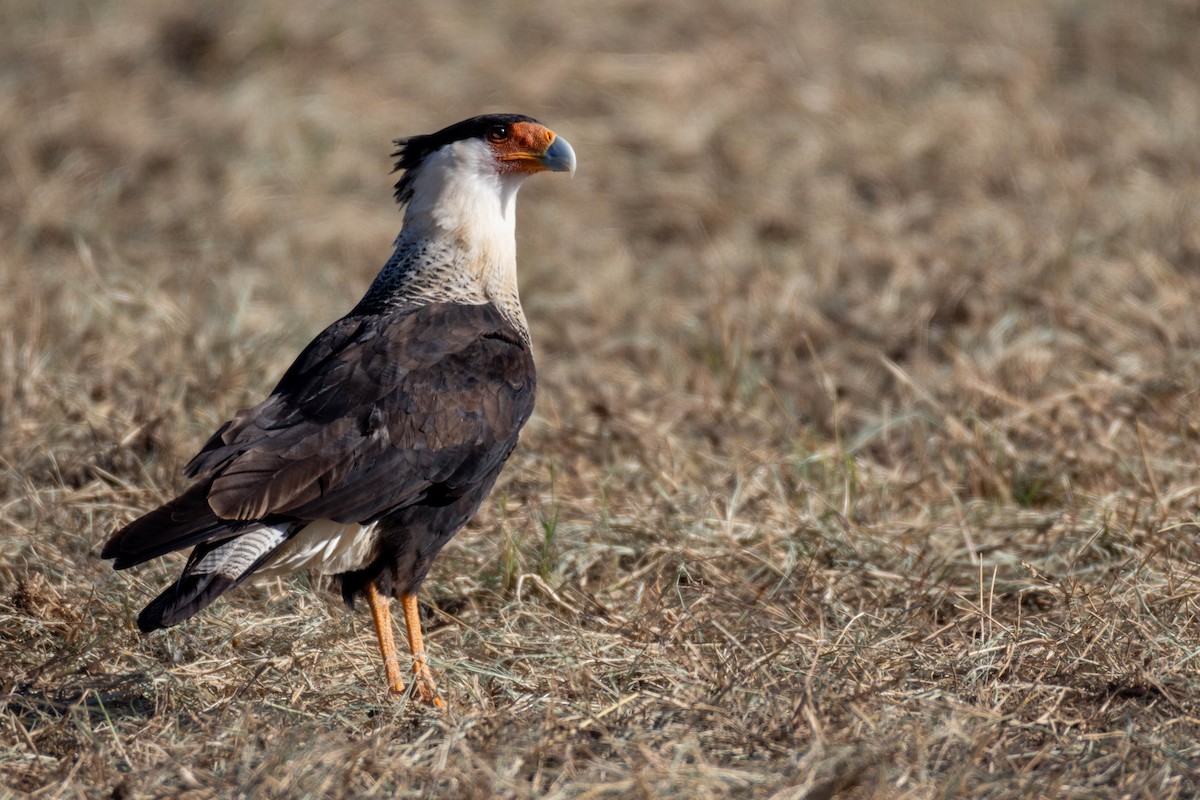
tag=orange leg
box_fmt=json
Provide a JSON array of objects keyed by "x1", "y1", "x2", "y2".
[
  {"x1": 401, "y1": 593, "x2": 446, "y2": 709},
  {"x1": 365, "y1": 581, "x2": 405, "y2": 695}
]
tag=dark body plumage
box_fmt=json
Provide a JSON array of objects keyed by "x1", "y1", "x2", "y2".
[{"x1": 102, "y1": 301, "x2": 535, "y2": 630}]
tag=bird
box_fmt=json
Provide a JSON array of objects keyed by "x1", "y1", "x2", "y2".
[{"x1": 101, "y1": 114, "x2": 575, "y2": 707}]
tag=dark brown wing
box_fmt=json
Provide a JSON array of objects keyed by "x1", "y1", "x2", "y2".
[{"x1": 184, "y1": 301, "x2": 536, "y2": 524}]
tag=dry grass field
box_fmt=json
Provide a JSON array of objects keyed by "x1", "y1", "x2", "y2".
[{"x1": 3, "y1": 0, "x2": 1200, "y2": 796}]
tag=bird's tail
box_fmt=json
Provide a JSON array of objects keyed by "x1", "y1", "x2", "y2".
[
  {"x1": 102, "y1": 482, "x2": 299, "y2": 631},
  {"x1": 103, "y1": 482, "x2": 233, "y2": 570},
  {"x1": 135, "y1": 524, "x2": 297, "y2": 631}
]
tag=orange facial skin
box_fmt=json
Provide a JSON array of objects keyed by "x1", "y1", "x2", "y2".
[{"x1": 491, "y1": 121, "x2": 565, "y2": 174}]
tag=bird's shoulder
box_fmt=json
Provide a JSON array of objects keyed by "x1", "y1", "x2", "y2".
[
  {"x1": 197, "y1": 301, "x2": 530, "y2": 441},
  {"x1": 181, "y1": 302, "x2": 535, "y2": 521},
  {"x1": 281, "y1": 300, "x2": 530, "y2": 392}
]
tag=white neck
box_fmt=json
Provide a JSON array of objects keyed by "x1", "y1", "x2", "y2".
[{"x1": 370, "y1": 139, "x2": 529, "y2": 335}]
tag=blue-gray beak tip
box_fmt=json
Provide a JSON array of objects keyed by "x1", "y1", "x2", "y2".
[{"x1": 541, "y1": 135, "x2": 576, "y2": 176}]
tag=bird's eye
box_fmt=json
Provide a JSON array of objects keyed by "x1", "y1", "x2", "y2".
[{"x1": 486, "y1": 125, "x2": 509, "y2": 142}]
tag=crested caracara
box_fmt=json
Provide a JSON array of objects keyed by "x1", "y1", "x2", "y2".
[{"x1": 102, "y1": 114, "x2": 576, "y2": 707}]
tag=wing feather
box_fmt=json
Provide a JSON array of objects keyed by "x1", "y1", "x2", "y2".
[{"x1": 186, "y1": 302, "x2": 535, "y2": 526}]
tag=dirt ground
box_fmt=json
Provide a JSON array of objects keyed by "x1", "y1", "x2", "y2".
[{"x1": 3, "y1": 0, "x2": 1200, "y2": 797}]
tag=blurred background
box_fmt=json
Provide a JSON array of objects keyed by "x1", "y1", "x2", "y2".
[
  {"x1": 4, "y1": 0, "x2": 1200, "y2": 796},
  {"x1": 3, "y1": 0, "x2": 1199, "y2": 502}
]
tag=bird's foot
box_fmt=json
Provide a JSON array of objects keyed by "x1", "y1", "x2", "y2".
[{"x1": 413, "y1": 659, "x2": 446, "y2": 709}]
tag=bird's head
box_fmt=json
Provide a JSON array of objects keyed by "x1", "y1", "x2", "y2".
[
  {"x1": 382, "y1": 115, "x2": 574, "y2": 330},
  {"x1": 392, "y1": 114, "x2": 575, "y2": 208}
]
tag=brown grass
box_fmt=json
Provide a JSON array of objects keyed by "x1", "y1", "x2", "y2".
[{"x1": 4, "y1": 0, "x2": 1200, "y2": 797}]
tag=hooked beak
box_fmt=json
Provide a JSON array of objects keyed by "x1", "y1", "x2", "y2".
[{"x1": 538, "y1": 134, "x2": 576, "y2": 176}]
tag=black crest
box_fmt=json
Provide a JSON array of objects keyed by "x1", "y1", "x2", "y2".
[{"x1": 391, "y1": 113, "x2": 540, "y2": 205}]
